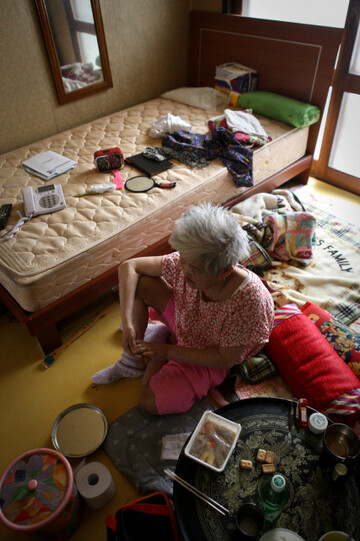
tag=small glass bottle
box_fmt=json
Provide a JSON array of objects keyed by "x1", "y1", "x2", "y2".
[{"x1": 258, "y1": 474, "x2": 289, "y2": 525}]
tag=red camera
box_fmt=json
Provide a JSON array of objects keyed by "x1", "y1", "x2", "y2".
[{"x1": 94, "y1": 147, "x2": 124, "y2": 172}]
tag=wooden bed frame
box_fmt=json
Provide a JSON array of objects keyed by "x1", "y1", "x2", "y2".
[{"x1": 0, "y1": 12, "x2": 342, "y2": 354}]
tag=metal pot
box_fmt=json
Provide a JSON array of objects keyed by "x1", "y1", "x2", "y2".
[{"x1": 323, "y1": 423, "x2": 360, "y2": 462}]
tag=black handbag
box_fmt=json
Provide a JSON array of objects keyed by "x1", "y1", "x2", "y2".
[{"x1": 106, "y1": 491, "x2": 180, "y2": 541}]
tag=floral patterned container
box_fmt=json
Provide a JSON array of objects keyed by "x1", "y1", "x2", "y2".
[{"x1": 0, "y1": 448, "x2": 82, "y2": 540}]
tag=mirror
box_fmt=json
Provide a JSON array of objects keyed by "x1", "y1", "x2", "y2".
[{"x1": 35, "y1": 0, "x2": 113, "y2": 105}]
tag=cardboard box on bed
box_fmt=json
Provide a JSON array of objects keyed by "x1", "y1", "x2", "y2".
[{"x1": 215, "y1": 62, "x2": 257, "y2": 93}]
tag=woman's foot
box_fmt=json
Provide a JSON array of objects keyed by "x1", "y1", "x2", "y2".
[{"x1": 92, "y1": 322, "x2": 170, "y2": 384}]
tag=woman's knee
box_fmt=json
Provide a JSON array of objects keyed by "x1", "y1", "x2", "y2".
[
  {"x1": 140, "y1": 385, "x2": 159, "y2": 416},
  {"x1": 136, "y1": 275, "x2": 172, "y2": 314}
]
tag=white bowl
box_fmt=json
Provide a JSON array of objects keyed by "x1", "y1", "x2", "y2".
[
  {"x1": 260, "y1": 528, "x2": 305, "y2": 541},
  {"x1": 319, "y1": 532, "x2": 355, "y2": 541},
  {"x1": 184, "y1": 410, "x2": 241, "y2": 472}
]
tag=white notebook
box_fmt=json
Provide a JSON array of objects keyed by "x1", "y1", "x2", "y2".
[{"x1": 23, "y1": 150, "x2": 77, "y2": 180}]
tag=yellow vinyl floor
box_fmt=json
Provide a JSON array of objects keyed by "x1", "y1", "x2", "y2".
[{"x1": 0, "y1": 177, "x2": 359, "y2": 540}]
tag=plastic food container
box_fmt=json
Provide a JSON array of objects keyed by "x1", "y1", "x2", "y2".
[
  {"x1": 0, "y1": 448, "x2": 82, "y2": 540},
  {"x1": 184, "y1": 411, "x2": 241, "y2": 472}
]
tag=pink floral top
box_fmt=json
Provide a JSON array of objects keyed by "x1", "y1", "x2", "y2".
[{"x1": 162, "y1": 252, "x2": 274, "y2": 364}]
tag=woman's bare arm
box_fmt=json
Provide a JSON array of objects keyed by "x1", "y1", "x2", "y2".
[
  {"x1": 118, "y1": 256, "x2": 163, "y2": 353},
  {"x1": 134, "y1": 340, "x2": 247, "y2": 370}
]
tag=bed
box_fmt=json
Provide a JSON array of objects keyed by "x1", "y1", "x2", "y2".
[{"x1": 0, "y1": 12, "x2": 342, "y2": 354}]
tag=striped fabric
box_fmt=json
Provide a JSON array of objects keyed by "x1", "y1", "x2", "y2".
[
  {"x1": 241, "y1": 238, "x2": 272, "y2": 272},
  {"x1": 232, "y1": 304, "x2": 301, "y2": 384},
  {"x1": 273, "y1": 303, "x2": 300, "y2": 327},
  {"x1": 232, "y1": 351, "x2": 277, "y2": 385},
  {"x1": 323, "y1": 388, "x2": 360, "y2": 426}
]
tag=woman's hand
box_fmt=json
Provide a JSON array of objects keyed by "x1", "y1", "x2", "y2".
[
  {"x1": 134, "y1": 340, "x2": 169, "y2": 362},
  {"x1": 122, "y1": 324, "x2": 141, "y2": 357}
]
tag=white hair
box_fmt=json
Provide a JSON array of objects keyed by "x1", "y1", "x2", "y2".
[{"x1": 169, "y1": 202, "x2": 250, "y2": 274}]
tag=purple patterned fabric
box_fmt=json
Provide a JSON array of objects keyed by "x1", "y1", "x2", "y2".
[{"x1": 162, "y1": 127, "x2": 253, "y2": 187}]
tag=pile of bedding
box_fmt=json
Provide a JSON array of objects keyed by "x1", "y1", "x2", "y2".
[{"x1": 228, "y1": 189, "x2": 360, "y2": 432}]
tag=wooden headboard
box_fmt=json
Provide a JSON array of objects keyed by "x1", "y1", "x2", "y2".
[{"x1": 189, "y1": 11, "x2": 343, "y2": 155}]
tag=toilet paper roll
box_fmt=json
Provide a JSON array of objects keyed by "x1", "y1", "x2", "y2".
[{"x1": 75, "y1": 462, "x2": 116, "y2": 509}]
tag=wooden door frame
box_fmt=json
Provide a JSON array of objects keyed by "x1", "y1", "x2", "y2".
[{"x1": 312, "y1": 0, "x2": 360, "y2": 195}]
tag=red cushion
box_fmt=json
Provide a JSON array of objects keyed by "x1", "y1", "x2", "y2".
[
  {"x1": 264, "y1": 313, "x2": 359, "y2": 412},
  {"x1": 301, "y1": 301, "x2": 360, "y2": 379}
]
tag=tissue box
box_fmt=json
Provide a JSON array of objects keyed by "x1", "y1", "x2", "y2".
[
  {"x1": 215, "y1": 62, "x2": 258, "y2": 94},
  {"x1": 214, "y1": 86, "x2": 241, "y2": 107}
]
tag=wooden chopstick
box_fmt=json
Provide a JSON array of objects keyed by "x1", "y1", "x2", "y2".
[{"x1": 164, "y1": 469, "x2": 229, "y2": 515}]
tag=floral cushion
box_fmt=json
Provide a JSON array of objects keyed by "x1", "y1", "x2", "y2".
[{"x1": 301, "y1": 301, "x2": 360, "y2": 379}]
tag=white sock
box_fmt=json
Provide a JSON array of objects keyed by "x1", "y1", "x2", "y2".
[{"x1": 92, "y1": 322, "x2": 170, "y2": 384}]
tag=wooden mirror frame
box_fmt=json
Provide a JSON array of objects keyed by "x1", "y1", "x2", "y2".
[{"x1": 35, "y1": 0, "x2": 113, "y2": 105}]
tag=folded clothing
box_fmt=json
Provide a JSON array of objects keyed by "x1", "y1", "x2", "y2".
[
  {"x1": 208, "y1": 109, "x2": 271, "y2": 146},
  {"x1": 264, "y1": 211, "x2": 317, "y2": 265}
]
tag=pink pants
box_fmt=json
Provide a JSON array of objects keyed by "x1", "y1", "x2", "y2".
[{"x1": 149, "y1": 296, "x2": 229, "y2": 415}]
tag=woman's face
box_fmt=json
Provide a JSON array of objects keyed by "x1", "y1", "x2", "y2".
[{"x1": 179, "y1": 254, "x2": 223, "y2": 290}]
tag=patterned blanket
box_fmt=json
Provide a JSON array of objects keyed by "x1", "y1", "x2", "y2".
[
  {"x1": 232, "y1": 186, "x2": 360, "y2": 433},
  {"x1": 264, "y1": 191, "x2": 360, "y2": 325},
  {"x1": 231, "y1": 188, "x2": 318, "y2": 266}
]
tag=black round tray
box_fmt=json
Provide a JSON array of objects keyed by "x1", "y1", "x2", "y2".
[{"x1": 174, "y1": 397, "x2": 360, "y2": 541}]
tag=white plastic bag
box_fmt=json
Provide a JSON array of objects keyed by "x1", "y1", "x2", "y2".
[{"x1": 149, "y1": 113, "x2": 192, "y2": 138}]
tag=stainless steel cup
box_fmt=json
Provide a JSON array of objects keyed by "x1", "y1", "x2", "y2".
[{"x1": 236, "y1": 502, "x2": 264, "y2": 540}]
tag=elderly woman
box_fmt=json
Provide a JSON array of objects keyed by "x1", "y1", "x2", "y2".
[{"x1": 95, "y1": 203, "x2": 274, "y2": 415}]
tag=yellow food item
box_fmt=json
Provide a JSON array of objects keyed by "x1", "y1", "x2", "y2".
[
  {"x1": 262, "y1": 463, "x2": 275, "y2": 474},
  {"x1": 200, "y1": 450, "x2": 210, "y2": 462},
  {"x1": 239, "y1": 459, "x2": 253, "y2": 470},
  {"x1": 256, "y1": 449, "x2": 267, "y2": 462}
]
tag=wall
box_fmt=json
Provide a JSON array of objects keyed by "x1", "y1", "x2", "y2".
[
  {"x1": 191, "y1": 0, "x2": 222, "y2": 11},
  {"x1": 1, "y1": 0, "x2": 222, "y2": 155}
]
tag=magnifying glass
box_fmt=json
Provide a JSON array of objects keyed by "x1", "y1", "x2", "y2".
[{"x1": 125, "y1": 175, "x2": 176, "y2": 193}]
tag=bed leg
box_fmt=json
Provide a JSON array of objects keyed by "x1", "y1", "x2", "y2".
[
  {"x1": 36, "y1": 325, "x2": 62, "y2": 355},
  {"x1": 296, "y1": 164, "x2": 312, "y2": 185}
]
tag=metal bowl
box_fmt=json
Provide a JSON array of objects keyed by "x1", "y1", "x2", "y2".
[{"x1": 323, "y1": 423, "x2": 360, "y2": 461}]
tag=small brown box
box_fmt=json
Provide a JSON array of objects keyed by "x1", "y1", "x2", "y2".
[
  {"x1": 265, "y1": 451, "x2": 275, "y2": 464},
  {"x1": 262, "y1": 463, "x2": 275, "y2": 474},
  {"x1": 239, "y1": 459, "x2": 253, "y2": 470},
  {"x1": 256, "y1": 449, "x2": 267, "y2": 463}
]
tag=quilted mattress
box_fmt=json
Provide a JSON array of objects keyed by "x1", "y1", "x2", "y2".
[{"x1": 0, "y1": 97, "x2": 308, "y2": 311}]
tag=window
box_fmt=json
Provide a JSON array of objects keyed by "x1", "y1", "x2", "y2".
[
  {"x1": 241, "y1": 0, "x2": 348, "y2": 28},
  {"x1": 233, "y1": 0, "x2": 360, "y2": 194}
]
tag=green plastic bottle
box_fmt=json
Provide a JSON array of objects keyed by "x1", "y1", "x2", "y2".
[{"x1": 258, "y1": 474, "x2": 289, "y2": 525}]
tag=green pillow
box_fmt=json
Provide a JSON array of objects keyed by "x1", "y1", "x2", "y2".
[{"x1": 238, "y1": 91, "x2": 320, "y2": 128}]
